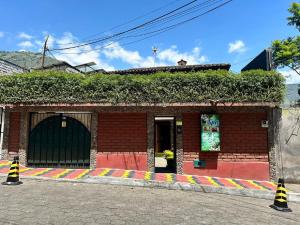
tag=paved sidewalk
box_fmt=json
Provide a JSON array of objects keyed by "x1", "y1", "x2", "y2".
[
  {"x1": 1, "y1": 179, "x2": 300, "y2": 225},
  {"x1": 0, "y1": 160, "x2": 277, "y2": 191}
]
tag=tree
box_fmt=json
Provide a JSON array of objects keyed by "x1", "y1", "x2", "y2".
[
  {"x1": 272, "y1": 36, "x2": 300, "y2": 75},
  {"x1": 288, "y1": 2, "x2": 300, "y2": 31},
  {"x1": 272, "y1": 2, "x2": 300, "y2": 76}
]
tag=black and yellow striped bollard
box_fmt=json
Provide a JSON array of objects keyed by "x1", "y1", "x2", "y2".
[
  {"x1": 2, "y1": 156, "x2": 23, "y2": 185},
  {"x1": 270, "y1": 178, "x2": 292, "y2": 212}
]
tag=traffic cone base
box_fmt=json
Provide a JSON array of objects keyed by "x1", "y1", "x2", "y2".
[
  {"x1": 270, "y1": 178, "x2": 292, "y2": 212},
  {"x1": 2, "y1": 181, "x2": 23, "y2": 185},
  {"x1": 270, "y1": 204, "x2": 292, "y2": 212}
]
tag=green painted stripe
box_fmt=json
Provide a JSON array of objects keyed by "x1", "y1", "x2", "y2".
[
  {"x1": 232, "y1": 179, "x2": 247, "y2": 188},
  {"x1": 56, "y1": 169, "x2": 76, "y2": 179},
  {"x1": 35, "y1": 169, "x2": 54, "y2": 177},
  {"x1": 172, "y1": 174, "x2": 177, "y2": 183},
  {"x1": 150, "y1": 172, "x2": 155, "y2": 181},
  {"x1": 104, "y1": 169, "x2": 115, "y2": 177},
  {"x1": 192, "y1": 176, "x2": 201, "y2": 184},
  {"x1": 127, "y1": 170, "x2": 135, "y2": 178},
  {"x1": 252, "y1": 181, "x2": 272, "y2": 191},
  {"x1": 211, "y1": 177, "x2": 224, "y2": 186}
]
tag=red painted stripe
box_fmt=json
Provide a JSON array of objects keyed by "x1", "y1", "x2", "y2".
[
  {"x1": 244, "y1": 180, "x2": 262, "y2": 190},
  {"x1": 236, "y1": 179, "x2": 254, "y2": 189},
  {"x1": 257, "y1": 181, "x2": 277, "y2": 191},
  {"x1": 89, "y1": 168, "x2": 104, "y2": 177},
  {"x1": 217, "y1": 178, "x2": 237, "y2": 188},
  {"x1": 155, "y1": 173, "x2": 166, "y2": 182},
  {"x1": 63, "y1": 169, "x2": 87, "y2": 179},
  {"x1": 176, "y1": 174, "x2": 188, "y2": 183},
  {"x1": 20, "y1": 168, "x2": 48, "y2": 176},
  {"x1": 0, "y1": 168, "x2": 10, "y2": 174},
  {"x1": 133, "y1": 171, "x2": 146, "y2": 180},
  {"x1": 197, "y1": 176, "x2": 213, "y2": 185},
  {"x1": 112, "y1": 169, "x2": 125, "y2": 177},
  {"x1": 42, "y1": 169, "x2": 68, "y2": 178}
]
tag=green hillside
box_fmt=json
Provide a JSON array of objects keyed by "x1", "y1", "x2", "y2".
[{"x1": 0, "y1": 51, "x2": 61, "y2": 69}]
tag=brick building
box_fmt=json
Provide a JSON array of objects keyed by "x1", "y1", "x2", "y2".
[{"x1": 0, "y1": 62, "x2": 282, "y2": 181}]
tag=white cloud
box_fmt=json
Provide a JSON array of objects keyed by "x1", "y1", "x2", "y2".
[
  {"x1": 102, "y1": 42, "x2": 143, "y2": 66},
  {"x1": 33, "y1": 32, "x2": 208, "y2": 71},
  {"x1": 228, "y1": 40, "x2": 247, "y2": 54},
  {"x1": 52, "y1": 32, "x2": 115, "y2": 71},
  {"x1": 157, "y1": 45, "x2": 207, "y2": 65},
  {"x1": 18, "y1": 32, "x2": 33, "y2": 40},
  {"x1": 102, "y1": 42, "x2": 207, "y2": 68},
  {"x1": 279, "y1": 69, "x2": 300, "y2": 84},
  {"x1": 18, "y1": 41, "x2": 34, "y2": 48},
  {"x1": 0, "y1": 32, "x2": 4, "y2": 38}
]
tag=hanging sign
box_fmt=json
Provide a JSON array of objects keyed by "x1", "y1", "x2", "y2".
[{"x1": 201, "y1": 114, "x2": 220, "y2": 151}]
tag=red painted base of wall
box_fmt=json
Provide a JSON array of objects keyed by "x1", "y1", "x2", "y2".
[
  {"x1": 183, "y1": 161, "x2": 270, "y2": 180},
  {"x1": 96, "y1": 153, "x2": 147, "y2": 171}
]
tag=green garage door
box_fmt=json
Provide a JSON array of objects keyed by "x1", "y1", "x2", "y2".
[{"x1": 28, "y1": 114, "x2": 91, "y2": 168}]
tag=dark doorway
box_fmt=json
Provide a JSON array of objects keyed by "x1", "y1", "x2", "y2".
[
  {"x1": 27, "y1": 113, "x2": 91, "y2": 168},
  {"x1": 154, "y1": 117, "x2": 176, "y2": 173}
]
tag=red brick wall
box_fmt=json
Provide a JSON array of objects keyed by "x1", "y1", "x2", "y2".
[
  {"x1": 8, "y1": 112, "x2": 21, "y2": 153},
  {"x1": 98, "y1": 113, "x2": 147, "y2": 152},
  {"x1": 182, "y1": 112, "x2": 268, "y2": 161},
  {"x1": 96, "y1": 152, "x2": 147, "y2": 170}
]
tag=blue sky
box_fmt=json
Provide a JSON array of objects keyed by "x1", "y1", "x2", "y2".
[{"x1": 0, "y1": 0, "x2": 299, "y2": 82}]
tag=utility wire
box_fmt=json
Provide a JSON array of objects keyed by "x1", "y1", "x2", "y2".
[
  {"x1": 58, "y1": 0, "x2": 185, "y2": 46},
  {"x1": 58, "y1": 0, "x2": 225, "y2": 51},
  {"x1": 51, "y1": 0, "x2": 214, "y2": 51},
  {"x1": 53, "y1": 0, "x2": 221, "y2": 54},
  {"x1": 52, "y1": 0, "x2": 221, "y2": 54},
  {"x1": 52, "y1": 0, "x2": 232, "y2": 55}
]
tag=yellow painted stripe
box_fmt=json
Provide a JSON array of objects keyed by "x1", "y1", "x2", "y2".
[
  {"x1": 247, "y1": 180, "x2": 266, "y2": 190},
  {"x1": 186, "y1": 175, "x2": 196, "y2": 184},
  {"x1": 122, "y1": 170, "x2": 130, "y2": 178},
  {"x1": 166, "y1": 174, "x2": 173, "y2": 183},
  {"x1": 19, "y1": 168, "x2": 31, "y2": 173},
  {"x1": 0, "y1": 162, "x2": 11, "y2": 166},
  {"x1": 226, "y1": 178, "x2": 243, "y2": 189},
  {"x1": 74, "y1": 170, "x2": 90, "y2": 179},
  {"x1": 98, "y1": 168, "x2": 111, "y2": 177},
  {"x1": 53, "y1": 169, "x2": 71, "y2": 179},
  {"x1": 206, "y1": 176, "x2": 220, "y2": 187},
  {"x1": 144, "y1": 172, "x2": 151, "y2": 181},
  {"x1": 30, "y1": 168, "x2": 51, "y2": 177},
  {"x1": 267, "y1": 181, "x2": 277, "y2": 187}
]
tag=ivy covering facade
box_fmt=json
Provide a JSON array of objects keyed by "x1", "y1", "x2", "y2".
[{"x1": 0, "y1": 70, "x2": 285, "y2": 104}]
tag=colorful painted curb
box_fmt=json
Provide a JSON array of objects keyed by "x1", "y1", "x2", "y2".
[{"x1": 0, "y1": 160, "x2": 277, "y2": 191}]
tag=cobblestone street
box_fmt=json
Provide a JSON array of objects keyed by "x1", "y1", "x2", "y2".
[{"x1": 0, "y1": 179, "x2": 299, "y2": 225}]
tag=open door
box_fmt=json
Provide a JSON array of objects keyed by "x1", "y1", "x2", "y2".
[{"x1": 154, "y1": 117, "x2": 176, "y2": 173}]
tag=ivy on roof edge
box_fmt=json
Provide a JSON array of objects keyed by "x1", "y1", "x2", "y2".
[{"x1": 0, "y1": 70, "x2": 285, "y2": 104}]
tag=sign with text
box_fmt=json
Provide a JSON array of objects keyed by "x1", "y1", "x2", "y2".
[{"x1": 201, "y1": 114, "x2": 220, "y2": 151}]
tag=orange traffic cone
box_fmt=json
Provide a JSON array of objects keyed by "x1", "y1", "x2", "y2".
[
  {"x1": 270, "y1": 178, "x2": 291, "y2": 212},
  {"x1": 2, "y1": 156, "x2": 22, "y2": 185}
]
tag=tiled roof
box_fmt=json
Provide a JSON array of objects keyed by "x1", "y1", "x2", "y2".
[
  {"x1": 98, "y1": 63, "x2": 230, "y2": 75},
  {"x1": 0, "y1": 58, "x2": 28, "y2": 75}
]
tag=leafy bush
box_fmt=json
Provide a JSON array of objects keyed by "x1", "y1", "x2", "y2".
[{"x1": 0, "y1": 70, "x2": 285, "y2": 104}]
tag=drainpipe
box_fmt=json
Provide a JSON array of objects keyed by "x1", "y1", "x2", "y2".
[{"x1": 0, "y1": 107, "x2": 5, "y2": 159}]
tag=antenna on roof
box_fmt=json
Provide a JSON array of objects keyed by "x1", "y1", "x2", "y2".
[{"x1": 152, "y1": 46, "x2": 158, "y2": 67}]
